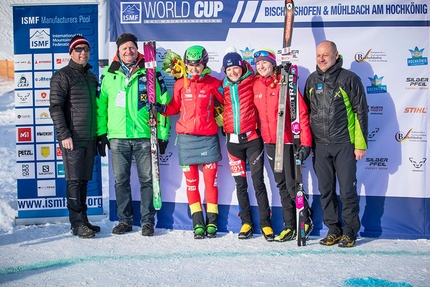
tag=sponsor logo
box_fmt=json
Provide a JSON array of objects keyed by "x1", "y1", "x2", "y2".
[
  {"x1": 368, "y1": 128, "x2": 379, "y2": 142},
  {"x1": 395, "y1": 129, "x2": 427, "y2": 143},
  {"x1": 404, "y1": 107, "x2": 427, "y2": 114},
  {"x1": 365, "y1": 157, "x2": 388, "y2": 170},
  {"x1": 29, "y1": 29, "x2": 50, "y2": 49},
  {"x1": 41, "y1": 146, "x2": 50, "y2": 158},
  {"x1": 34, "y1": 54, "x2": 53, "y2": 70},
  {"x1": 368, "y1": 105, "x2": 383, "y2": 115},
  {"x1": 366, "y1": 74, "x2": 387, "y2": 94},
  {"x1": 56, "y1": 146, "x2": 62, "y2": 157},
  {"x1": 121, "y1": 2, "x2": 142, "y2": 24},
  {"x1": 159, "y1": 152, "x2": 172, "y2": 164},
  {"x1": 407, "y1": 46, "x2": 428, "y2": 66},
  {"x1": 16, "y1": 91, "x2": 31, "y2": 102},
  {"x1": 18, "y1": 150, "x2": 33, "y2": 157},
  {"x1": 355, "y1": 49, "x2": 387, "y2": 63},
  {"x1": 57, "y1": 163, "x2": 65, "y2": 177},
  {"x1": 35, "y1": 90, "x2": 50, "y2": 106},
  {"x1": 22, "y1": 164, "x2": 31, "y2": 177},
  {"x1": 409, "y1": 157, "x2": 426, "y2": 170},
  {"x1": 16, "y1": 74, "x2": 30, "y2": 88},
  {"x1": 134, "y1": 1, "x2": 223, "y2": 24},
  {"x1": 17, "y1": 127, "x2": 32, "y2": 142},
  {"x1": 17, "y1": 145, "x2": 35, "y2": 161},
  {"x1": 406, "y1": 77, "x2": 428, "y2": 90}
]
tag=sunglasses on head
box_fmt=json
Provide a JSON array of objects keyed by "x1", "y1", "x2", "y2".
[
  {"x1": 74, "y1": 46, "x2": 90, "y2": 52},
  {"x1": 254, "y1": 50, "x2": 275, "y2": 59}
]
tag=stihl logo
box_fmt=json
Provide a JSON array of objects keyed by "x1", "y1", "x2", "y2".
[
  {"x1": 18, "y1": 128, "x2": 32, "y2": 142},
  {"x1": 404, "y1": 107, "x2": 427, "y2": 113}
]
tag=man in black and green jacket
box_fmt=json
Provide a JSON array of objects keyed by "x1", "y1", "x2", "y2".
[{"x1": 304, "y1": 40, "x2": 368, "y2": 248}]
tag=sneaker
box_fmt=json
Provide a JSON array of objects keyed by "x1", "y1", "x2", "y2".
[
  {"x1": 296, "y1": 222, "x2": 314, "y2": 240},
  {"x1": 206, "y1": 224, "x2": 217, "y2": 238},
  {"x1": 85, "y1": 222, "x2": 101, "y2": 233},
  {"x1": 338, "y1": 235, "x2": 355, "y2": 248},
  {"x1": 141, "y1": 223, "x2": 154, "y2": 236},
  {"x1": 261, "y1": 226, "x2": 275, "y2": 242},
  {"x1": 194, "y1": 224, "x2": 206, "y2": 239},
  {"x1": 274, "y1": 228, "x2": 296, "y2": 242},
  {"x1": 73, "y1": 225, "x2": 95, "y2": 239},
  {"x1": 238, "y1": 223, "x2": 253, "y2": 239},
  {"x1": 112, "y1": 222, "x2": 132, "y2": 235},
  {"x1": 319, "y1": 233, "x2": 341, "y2": 246}
]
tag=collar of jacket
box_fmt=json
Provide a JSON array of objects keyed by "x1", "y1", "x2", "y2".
[
  {"x1": 256, "y1": 72, "x2": 278, "y2": 87},
  {"x1": 68, "y1": 59, "x2": 93, "y2": 72},
  {"x1": 316, "y1": 55, "x2": 343, "y2": 78},
  {"x1": 107, "y1": 52, "x2": 145, "y2": 74}
]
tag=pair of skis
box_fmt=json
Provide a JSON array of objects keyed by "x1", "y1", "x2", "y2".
[
  {"x1": 274, "y1": 0, "x2": 307, "y2": 246},
  {"x1": 143, "y1": 41, "x2": 162, "y2": 210}
]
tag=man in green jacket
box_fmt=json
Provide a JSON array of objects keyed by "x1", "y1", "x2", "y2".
[{"x1": 97, "y1": 33, "x2": 170, "y2": 236}]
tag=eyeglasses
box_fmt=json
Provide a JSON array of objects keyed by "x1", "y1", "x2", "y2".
[
  {"x1": 73, "y1": 46, "x2": 90, "y2": 53},
  {"x1": 254, "y1": 50, "x2": 275, "y2": 59}
]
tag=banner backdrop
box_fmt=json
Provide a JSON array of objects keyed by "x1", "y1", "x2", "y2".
[
  {"x1": 13, "y1": 3, "x2": 103, "y2": 224},
  {"x1": 108, "y1": 0, "x2": 429, "y2": 239}
]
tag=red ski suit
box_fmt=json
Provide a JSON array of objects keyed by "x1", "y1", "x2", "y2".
[
  {"x1": 163, "y1": 74, "x2": 223, "y2": 224},
  {"x1": 253, "y1": 74, "x2": 312, "y2": 146}
]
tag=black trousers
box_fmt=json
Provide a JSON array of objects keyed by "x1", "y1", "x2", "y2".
[
  {"x1": 312, "y1": 143, "x2": 360, "y2": 239},
  {"x1": 265, "y1": 143, "x2": 311, "y2": 230},
  {"x1": 61, "y1": 140, "x2": 96, "y2": 228},
  {"x1": 227, "y1": 137, "x2": 271, "y2": 229}
]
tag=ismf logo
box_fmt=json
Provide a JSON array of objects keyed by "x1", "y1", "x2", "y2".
[
  {"x1": 18, "y1": 127, "x2": 32, "y2": 142},
  {"x1": 407, "y1": 46, "x2": 428, "y2": 66},
  {"x1": 29, "y1": 29, "x2": 50, "y2": 49},
  {"x1": 121, "y1": 2, "x2": 142, "y2": 24},
  {"x1": 366, "y1": 74, "x2": 387, "y2": 94}
]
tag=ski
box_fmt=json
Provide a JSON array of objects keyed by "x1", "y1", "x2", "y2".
[
  {"x1": 144, "y1": 40, "x2": 162, "y2": 210},
  {"x1": 274, "y1": 0, "x2": 295, "y2": 173},
  {"x1": 276, "y1": 0, "x2": 306, "y2": 246},
  {"x1": 288, "y1": 65, "x2": 306, "y2": 246}
]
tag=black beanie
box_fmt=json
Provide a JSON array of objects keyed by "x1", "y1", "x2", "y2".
[
  {"x1": 116, "y1": 33, "x2": 138, "y2": 49},
  {"x1": 69, "y1": 35, "x2": 90, "y2": 54}
]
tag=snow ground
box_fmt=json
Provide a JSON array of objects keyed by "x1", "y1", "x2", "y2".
[{"x1": 1, "y1": 82, "x2": 429, "y2": 287}]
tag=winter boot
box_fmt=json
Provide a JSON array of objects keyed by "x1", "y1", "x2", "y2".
[
  {"x1": 338, "y1": 235, "x2": 356, "y2": 248},
  {"x1": 238, "y1": 223, "x2": 253, "y2": 239},
  {"x1": 274, "y1": 228, "x2": 296, "y2": 242},
  {"x1": 206, "y1": 224, "x2": 217, "y2": 238},
  {"x1": 192, "y1": 211, "x2": 206, "y2": 239},
  {"x1": 261, "y1": 226, "x2": 275, "y2": 242},
  {"x1": 73, "y1": 224, "x2": 95, "y2": 239},
  {"x1": 206, "y1": 212, "x2": 218, "y2": 238}
]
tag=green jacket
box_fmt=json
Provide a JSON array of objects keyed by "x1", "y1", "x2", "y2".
[{"x1": 97, "y1": 53, "x2": 170, "y2": 140}]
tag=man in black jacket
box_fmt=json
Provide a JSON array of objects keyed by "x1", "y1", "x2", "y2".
[
  {"x1": 49, "y1": 35, "x2": 100, "y2": 238},
  {"x1": 304, "y1": 40, "x2": 368, "y2": 248}
]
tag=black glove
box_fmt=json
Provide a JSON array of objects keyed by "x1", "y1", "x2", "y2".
[
  {"x1": 147, "y1": 102, "x2": 166, "y2": 114},
  {"x1": 97, "y1": 134, "x2": 110, "y2": 157},
  {"x1": 297, "y1": 146, "x2": 311, "y2": 162},
  {"x1": 158, "y1": 139, "x2": 168, "y2": 155}
]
